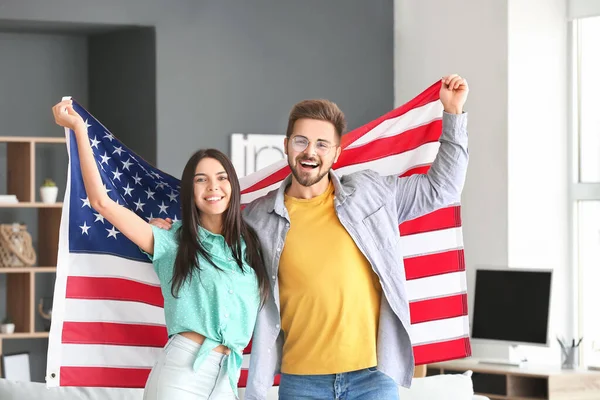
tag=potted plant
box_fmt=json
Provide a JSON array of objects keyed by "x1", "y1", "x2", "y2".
[
  {"x1": 40, "y1": 178, "x2": 59, "y2": 203},
  {"x1": 1, "y1": 316, "x2": 15, "y2": 334}
]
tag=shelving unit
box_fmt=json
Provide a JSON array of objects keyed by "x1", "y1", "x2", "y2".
[
  {"x1": 429, "y1": 360, "x2": 600, "y2": 400},
  {"x1": 0, "y1": 136, "x2": 65, "y2": 378}
]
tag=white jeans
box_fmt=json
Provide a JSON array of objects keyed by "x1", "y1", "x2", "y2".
[{"x1": 143, "y1": 334, "x2": 237, "y2": 400}]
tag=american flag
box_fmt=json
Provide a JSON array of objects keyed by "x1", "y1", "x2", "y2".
[{"x1": 47, "y1": 81, "x2": 470, "y2": 390}]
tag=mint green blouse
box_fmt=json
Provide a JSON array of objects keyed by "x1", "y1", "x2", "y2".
[{"x1": 147, "y1": 221, "x2": 260, "y2": 394}]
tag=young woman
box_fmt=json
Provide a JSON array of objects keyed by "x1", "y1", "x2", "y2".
[{"x1": 52, "y1": 100, "x2": 269, "y2": 400}]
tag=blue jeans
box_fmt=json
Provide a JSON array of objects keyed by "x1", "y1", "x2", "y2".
[{"x1": 279, "y1": 368, "x2": 400, "y2": 400}]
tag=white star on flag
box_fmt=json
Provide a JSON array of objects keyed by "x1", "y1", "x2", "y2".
[
  {"x1": 81, "y1": 197, "x2": 91, "y2": 208},
  {"x1": 133, "y1": 173, "x2": 143, "y2": 186},
  {"x1": 112, "y1": 168, "x2": 123, "y2": 181},
  {"x1": 79, "y1": 221, "x2": 90, "y2": 235},
  {"x1": 123, "y1": 184, "x2": 134, "y2": 197},
  {"x1": 167, "y1": 191, "x2": 178, "y2": 202},
  {"x1": 94, "y1": 213, "x2": 105, "y2": 224},
  {"x1": 106, "y1": 226, "x2": 120, "y2": 239},
  {"x1": 99, "y1": 152, "x2": 111, "y2": 165},
  {"x1": 122, "y1": 159, "x2": 133, "y2": 171},
  {"x1": 158, "y1": 201, "x2": 169, "y2": 215},
  {"x1": 112, "y1": 146, "x2": 125, "y2": 156},
  {"x1": 134, "y1": 199, "x2": 145, "y2": 212},
  {"x1": 90, "y1": 136, "x2": 100, "y2": 149},
  {"x1": 145, "y1": 188, "x2": 155, "y2": 200}
]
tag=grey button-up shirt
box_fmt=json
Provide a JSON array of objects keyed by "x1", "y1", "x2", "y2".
[{"x1": 241, "y1": 112, "x2": 469, "y2": 399}]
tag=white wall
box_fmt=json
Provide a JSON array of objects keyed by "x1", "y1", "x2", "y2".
[
  {"x1": 395, "y1": 0, "x2": 570, "y2": 362},
  {"x1": 507, "y1": 0, "x2": 569, "y2": 363}
]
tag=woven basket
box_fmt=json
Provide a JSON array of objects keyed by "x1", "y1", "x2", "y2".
[{"x1": 0, "y1": 223, "x2": 37, "y2": 267}]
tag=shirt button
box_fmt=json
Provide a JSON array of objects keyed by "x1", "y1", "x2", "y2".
[
  {"x1": 272, "y1": 275, "x2": 276, "y2": 280},
  {"x1": 276, "y1": 247, "x2": 281, "y2": 252},
  {"x1": 276, "y1": 324, "x2": 280, "y2": 329},
  {"x1": 229, "y1": 289, "x2": 233, "y2": 294},
  {"x1": 224, "y1": 313, "x2": 229, "y2": 318}
]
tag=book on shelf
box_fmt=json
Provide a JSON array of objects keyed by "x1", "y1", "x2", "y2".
[{"x1": 0, "y1": 195, "x2": 18, "y2": 203}]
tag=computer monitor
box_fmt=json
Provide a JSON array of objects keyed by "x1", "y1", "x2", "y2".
[{"x1": 471, "y1": 268, "x2": 552, "y2": 347}]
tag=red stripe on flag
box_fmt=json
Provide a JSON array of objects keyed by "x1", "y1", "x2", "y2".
[
  {"x1": 238, "y1": 369, "x2": 280, "y2": 388},
  {"x1": 413, "y1": 337, "x2": 472, "y2": 366},
  {"x1": 341, "y1": 81, "x2": 442, "y2": 146},
  {"x1": 66, "y1": 276, "x2": 164, "y2": 308},
  {"x1": 243, "y1": 340, "x2": 252, "y2": 354},
  {"x1": 334, "y1": 120, "x2": 442, "y2": 170},
  {"x1": 404, "y1": 249, "x2": 465, "y2": 280},
  {"x1": 400, "y1": 165, "x2": 431, "y2": 177},
  {"x1": 400, "y1": 206, "x2": 461, "y2": 236},
  {"x1": 409, "y1": 294, "x2": 468, "y2": 324},
  {"x1": 60, "y1": 366, "x2": 151, "y2": 388},
  {"x1": 62, "y1": 321, "x2": 168, "y2": 347}
]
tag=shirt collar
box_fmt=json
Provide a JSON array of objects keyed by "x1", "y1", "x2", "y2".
[{"x1": 269, "y1": 169, "x2": 355, "y2": 217}]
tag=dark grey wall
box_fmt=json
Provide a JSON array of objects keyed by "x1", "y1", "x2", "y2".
[
  {"x1": 0, "y1": 0, "x2": 394, "y2": 176},
  {"x1": 0, "y1": 30, "x2": 87, "y2": 255},
  {"x1": 0, "y1": 31, "x2": 87, "y2": 382},
  {"x1": 89, "y1": 27, "x2": 157, "y2": 165}
]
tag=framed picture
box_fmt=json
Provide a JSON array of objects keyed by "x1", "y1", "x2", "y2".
[
  {"x1": 1, "y1": 351, "x2": 31, "y2": 381},
  {"x1": 230, "y1": 133, "x2": 286, "y2": 177}
]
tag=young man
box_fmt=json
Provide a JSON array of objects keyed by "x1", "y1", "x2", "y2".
[{"x1": 153, "y1": 74, "x2": 469, "y2": 399}]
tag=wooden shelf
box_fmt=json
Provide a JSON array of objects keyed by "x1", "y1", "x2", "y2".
[
  {"x1": 0, "y1": 267, "x2": 57, "y2": 273},
  {"x1": 0, "y1": 136, "x2": 65, "y2": 376},
  {"x1": 0, "y1": 332, "x2": 49, "y2": 340},
  {"x1": 0, "y1": 202, "x2": 63, "y2": 208},
  {"x1": 0, "y1": 136, "x2": 66, "y2": 144}
]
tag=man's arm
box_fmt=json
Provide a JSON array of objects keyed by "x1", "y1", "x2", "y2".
[{"x1": 389, "y1": 74, "x2": 469, "y2": 224}]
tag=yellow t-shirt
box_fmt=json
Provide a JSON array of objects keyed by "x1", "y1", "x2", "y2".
[{"x1": 279, "y1": 181, "x2": 382, "y2": 374}]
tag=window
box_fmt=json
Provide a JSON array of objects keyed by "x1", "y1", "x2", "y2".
[{"x1": 572, "y1": 16, "x2": 600, "y2": 367}]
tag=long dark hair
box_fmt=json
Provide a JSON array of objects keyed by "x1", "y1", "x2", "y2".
[{"x1": 171, "y1": 149, "x2": 269, "y2": 306}]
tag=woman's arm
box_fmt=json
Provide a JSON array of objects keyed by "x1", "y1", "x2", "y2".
[{"x1": 52, "y1": 99, "x2": 154, "y2": 254}]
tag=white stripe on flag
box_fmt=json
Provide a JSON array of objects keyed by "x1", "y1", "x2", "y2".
[
  {"x1": 241, "y1": 181, "x2": 282, "y2": 205},
  {"x1": 409, "y1": 315, "x2": 470, "y2": 346},
  {"x1": 406, "y1": 271, "x2": 467, "y2": 302},
  {"x1": 400, "y1": 227, "x2": 463, "y2": 257},
  {"x1": 242, "y1": 354, "x2": 251, "y2": 369},
  {"x1": 61, "y1": 343, "x2": 162, "y2": 368},
  {"x1": 241, "y1": 142, "x2": 441, "y2": 204},
  {"x1": 336, "y1": 142, "x2": 440, "y2": 178},
  {"x1": 64, "y1": 299, "x2": 166, "y2": 325},
  {"x1": 346, "y1": 101, "x2": 443, "y2": 149},
  {"x1": 239, "y1": 159, "x2": 288, "y2": 189},
  {"x1": 68, "y1": 253, "x2": 159, "y2": 285}
]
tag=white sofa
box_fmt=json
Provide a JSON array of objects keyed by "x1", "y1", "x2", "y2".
[{"x1": 0, "y1": 375, "x2": 490, "y2": 400}]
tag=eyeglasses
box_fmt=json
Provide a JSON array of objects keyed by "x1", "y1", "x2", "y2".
[{"x1": 290, "y1": 135, "x2": 336, "y2": 156}]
